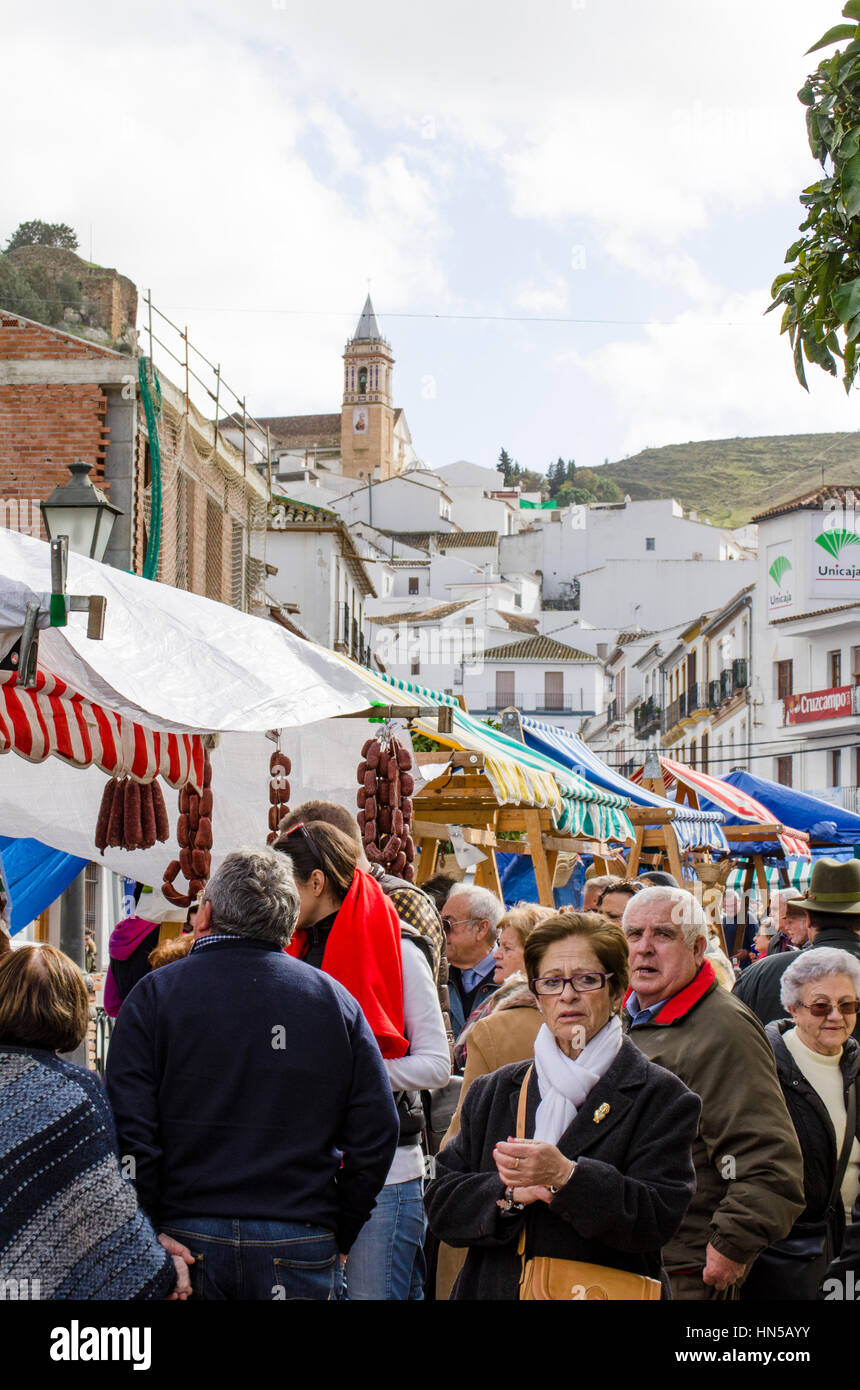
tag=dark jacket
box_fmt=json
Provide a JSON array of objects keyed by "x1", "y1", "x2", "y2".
[
  {"x1": 734, "y1": 930, "x2": 860, "y2": 1039},
  {"x1": 765, "y1": 1020, "x2": 860, "y2": 1240},
  {"x1": 448, "y1": 966, "x2": 498, "y2": 1038},
  {"x1": 625, "y1": 962, "x2": 805, "y2": 1270},
  {"x1": 424, "y1": 1037, "x2": 700, "y2": 1300},
  {"x1": 105, "y1": 935, "x2": 399, "y2": 1253}
]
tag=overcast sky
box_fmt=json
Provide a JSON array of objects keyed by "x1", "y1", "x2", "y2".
[{"x1": 4, "y1": 0, "x2": 859, "y2": 473}]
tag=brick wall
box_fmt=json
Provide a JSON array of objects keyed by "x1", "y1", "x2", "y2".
[{"x1": 0, "y1": 317, "x2": 116, "y2": 542}]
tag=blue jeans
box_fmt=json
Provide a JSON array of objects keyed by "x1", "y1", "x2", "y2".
[
  {"x1": 344, "y1": 1177, "x2": 426, "y2": 1301},
  {"x1": 160, "y1": 1218, "x2": 343, "y2": 1301}
]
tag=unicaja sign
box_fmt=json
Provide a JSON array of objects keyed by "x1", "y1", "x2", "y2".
[{"x1": 813, "y1": 491, "x2": 860, "y2": 588}]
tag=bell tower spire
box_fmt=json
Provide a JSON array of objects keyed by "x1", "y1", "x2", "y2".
[{"x1": 341, "y1": 295, "x2": 396, "y2": 480}]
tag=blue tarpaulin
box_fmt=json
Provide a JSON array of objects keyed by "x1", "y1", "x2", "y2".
[
  {"x1": 0, "y1": 837, "x2": 88, "y2": 935},
  {"x1": 720, "y1": 771, "x2": 860, "y2": 849}
]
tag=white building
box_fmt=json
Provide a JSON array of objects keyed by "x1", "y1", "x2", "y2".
[
  {"x1": 267, "y1": 494, "x2": 377, "y2": 664},
  {"x1": 751, "y1": 485, "x2": 860, "y2": 804},
  {"x1": 499, "y1": 497, "x2": 756, "y2": 631},
  {"x1": 462, "y1": 634, "x2": 605, "y2": 732},
  {"x1": 433, "y1": 460, "x2": 520, "y2": 535},
  {"x1": 331, "y1": 470, "x2": 454, "y2": 532}
]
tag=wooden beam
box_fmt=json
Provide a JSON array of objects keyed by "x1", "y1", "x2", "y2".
[
  {"x1": 415, "y1": 836, "x2": 439, "y2": 884},
  {"x1": 663, "y1": 824, "x2": 685, "y2": 884},
  {"x1": 524, "y1": 808, "x2": 554, "y2": 906},
  {"x1": 627, "y1": 821, "x2": 646, "y2": 878}
]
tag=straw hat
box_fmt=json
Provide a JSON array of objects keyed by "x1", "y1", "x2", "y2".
[{"x1": 787, "y1": 858, "x2": 860, "y2": 917}]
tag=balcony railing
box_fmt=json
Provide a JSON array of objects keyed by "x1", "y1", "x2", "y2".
[
  {"x1": 803, "y1": 786, "x2": 860, "y2": 813},
  {"x1": 634, "y1": 696, "x2": 661, "y2": 736},
  {"x1": 476, "y1": 692, "x2": 577, "y2": 713}
]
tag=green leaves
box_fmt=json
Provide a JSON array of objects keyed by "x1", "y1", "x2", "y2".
[
  {"x1": 807, "y1": 22, "x2": 858, "y2": 54},
  {"x1": 831, "y1": 274, "x2": 860, "y2": 318},
  {"x1": 843, "y1": 1, "x2": 860, "y2": 21}
]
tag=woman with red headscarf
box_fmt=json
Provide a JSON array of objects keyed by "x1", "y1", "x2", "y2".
[{"x1": 275, "y1": 820, "x2": 449, "y2": 1301}]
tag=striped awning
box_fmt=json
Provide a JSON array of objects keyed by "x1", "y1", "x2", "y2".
[
  {"x1": 726, "y1": 860, "x2": 811, "y2": 893},
  {"x1": 632, "y1": 756, "x2": 810, "y2": 860},
  {"x1": 522, "y1": 718, "x2": 727, "y2": 854},
  {"x1": 329, "y1": 660, "x2": 634, "y2": 842},
  {"x1": 0, "y1": 670, "x2": 207, "y2": 791}
]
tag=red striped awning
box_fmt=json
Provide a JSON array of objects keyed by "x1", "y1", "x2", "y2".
[
  {"x1": 0, "y1": 670, "x2": 206, "y2": 791},
  {"x1": 631, "y1": 755, "x2": 810, "y2": 859}
]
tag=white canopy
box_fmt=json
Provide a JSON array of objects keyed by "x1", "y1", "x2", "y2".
[{"x1": 0, "y1": 529, "x2": 369, "y2": 733}]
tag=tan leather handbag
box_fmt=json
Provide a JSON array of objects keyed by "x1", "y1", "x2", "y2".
[{"x1": 514, "y1": 1067, "x2": 662, "y2": 1301}]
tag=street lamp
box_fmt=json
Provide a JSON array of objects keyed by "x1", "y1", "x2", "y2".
[{"x1": 40, "y1": 459, "x2": 122, "y2": 563}]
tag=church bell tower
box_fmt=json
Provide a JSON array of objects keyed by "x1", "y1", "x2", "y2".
[{"x1": 340, "y1": 295, "x2": 396, "y2": 480}]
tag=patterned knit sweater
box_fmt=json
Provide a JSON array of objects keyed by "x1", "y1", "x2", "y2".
[{"x1": 0, "y1": 1046, "x2": 175, "y2": 1299}]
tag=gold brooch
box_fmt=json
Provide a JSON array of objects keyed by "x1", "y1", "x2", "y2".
[{"x1": 593, "y1": 1103, "x2": 610, "y2": 1124}]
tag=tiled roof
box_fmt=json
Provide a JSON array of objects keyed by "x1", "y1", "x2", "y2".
[
  {"x1": 256, "y1": 414, "x2": 341, "y2": 447},
  {"x1": 752, "y1": 484, "x2": 858, "y2": 522},
  {"x1": 270, "y1": 493, "x2": 338, "y2": 522},
  {"x1": 498, "y1": 610, "x2": 540, "y2": 634},
  {"x1": 366, "y1": 600, "x2": 473, "y2": 626},
  {"x1": 376, "y1": 531, "x2": 433, "y2": 552},
  {"x1": 436, "y1": 531, "x2": 499, "y2": 548},
  {"x1": 480, "y1": 635, "x2": 599, "y2": 662},
  {"x1": 615, "y1": 630, "x2": 656, "y2": 646},
  {"x1": 770, "y1": 602, "x2": 859, "y2": 625}
]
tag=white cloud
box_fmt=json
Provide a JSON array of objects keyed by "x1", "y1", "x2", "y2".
[
  {"x1": 559, "y1": 288, "x2": 860, "y2": 457},
  {"x1": 515, "y1": 273, "x2": 569, "y2": 315}
]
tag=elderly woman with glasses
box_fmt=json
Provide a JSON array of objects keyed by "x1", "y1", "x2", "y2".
[
  {"x1": 425, "y1": 911, "x2": 701, "y2": 1300},
  {"x1": 741, "y1": 947, "x2": 860, "y2": 1301}
]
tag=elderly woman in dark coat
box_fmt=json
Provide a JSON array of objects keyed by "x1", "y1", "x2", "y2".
[
  {"x1": 742, "y1": 946, "x2": 860, "y2": 1301},
  {"x1": 424, "y1": 912, "x2": 701, "y2": 1300}
]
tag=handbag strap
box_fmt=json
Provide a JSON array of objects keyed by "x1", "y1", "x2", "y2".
[
  {"x1": 515, "y1": 1067, "x2": 534, "y2": 1262},
  {"x1": 827, "y1": 1077, "x2": 858, "y2": 1214}
]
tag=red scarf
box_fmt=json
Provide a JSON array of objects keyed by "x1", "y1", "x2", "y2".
[{"x1": 286, "y1": 868, "x2": 408, "y2": 1059}]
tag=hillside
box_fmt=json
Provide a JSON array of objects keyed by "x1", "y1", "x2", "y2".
[{"x1": 598, "y1": 433, "x2": 860, "y2": 527}]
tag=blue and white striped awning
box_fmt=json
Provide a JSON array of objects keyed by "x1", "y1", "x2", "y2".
[{"x1": 521, "y1": 717, "x2": 728, "y2": 854}]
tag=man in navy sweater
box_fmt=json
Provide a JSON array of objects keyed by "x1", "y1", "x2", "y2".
[{"x1": 106, "y1": 846, "x2": 399, "y2": 1300}]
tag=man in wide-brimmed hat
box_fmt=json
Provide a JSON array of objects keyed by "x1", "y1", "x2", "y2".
[{"x1": 734, "y1": 859, "x2": 860, "y2": 1036}]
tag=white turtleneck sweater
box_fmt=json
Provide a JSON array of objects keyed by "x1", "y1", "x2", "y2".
[{"x1": 783, "y1": 1027, "x2": 860, "y2": 1220}]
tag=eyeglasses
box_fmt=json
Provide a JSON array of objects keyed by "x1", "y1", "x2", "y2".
[
  {"x1": 797, "y1": 999, "x2": 860, "y2": 1018},
  {"x1": 530, "y1": 971, "x2": 614, "y2": 996},
  {"x1": 441, "y1": 916, "x2": 475, "y2": 935},
  {"x1": 282, "y1": 822, "x2": 325, "y2": 874}
]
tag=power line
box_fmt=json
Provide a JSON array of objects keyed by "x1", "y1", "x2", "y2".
[{"x1": 160, "y1": 304, "x2": 766, "y2": 330}]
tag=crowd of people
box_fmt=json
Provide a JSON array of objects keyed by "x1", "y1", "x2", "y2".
[{"x1": 1, "y1": 802, "x2": 859, "y2": 1302}]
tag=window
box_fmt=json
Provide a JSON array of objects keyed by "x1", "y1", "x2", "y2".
[
  {"x1": 689, "y1": 738, "x2": 697, "y2": 769},
  {"x1": 775, "y1": 659, "x2": 793, "y2": 701},
  {"x1": 831, "y1": 748, "x2": 842, "y2": 788},
  {"x1": 358, "y1": 367, "x2": 368, "y2": 393},
  {"x1": 646, "y1": 537, "x2": 655, "y2": 551},
  {"x1": 411, "y1": 661, "x2": 420, "y2": 677},
  {"x1": 701, "y1": 731, "x2": 709, "y2": 774},
  {"x1": 776, "y1": 756, "x2": 793, "y2": 787},
  {"x1": 408, "y1": 576, "x2": 419, "y2": 595},
  {"x1": 829, "y1": 649, "x2": 842, "y2": 688}
]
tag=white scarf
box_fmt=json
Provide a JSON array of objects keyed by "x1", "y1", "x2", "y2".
[{"x1": 532, "y1": 1014, "x2": 623, "y2": 1144}]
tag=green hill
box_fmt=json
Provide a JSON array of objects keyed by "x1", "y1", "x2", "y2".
[{"x1": 598, "y1": 433, "x2": 860, "y2": 528}]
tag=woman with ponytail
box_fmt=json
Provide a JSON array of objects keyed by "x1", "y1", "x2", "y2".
[{"x1": 275, "y1": 820, "x2": 449, "y2": 1300}]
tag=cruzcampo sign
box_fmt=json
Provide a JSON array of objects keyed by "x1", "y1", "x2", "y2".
[
  {"x1": 784, "y1": 686, "x2": 856, "y2": 724},
  {"x1": 810, "y1": 494, "x2": 860, "y2": 598}
]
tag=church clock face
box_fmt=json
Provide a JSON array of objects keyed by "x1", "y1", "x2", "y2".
[{"x1": 353, "y1": 406, "x2": 368, "y2": 434}]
